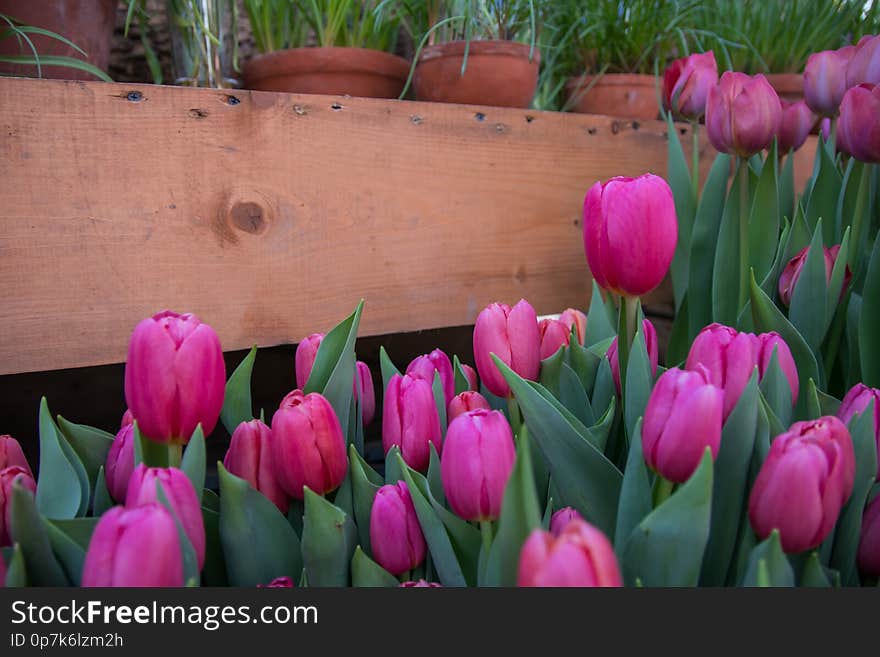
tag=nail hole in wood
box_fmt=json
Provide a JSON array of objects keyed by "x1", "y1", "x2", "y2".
[
  {"x1": 525, "y1": 115, "x2": 534, "y2": 123},
  {"x1": 331, "y1": 102, "x2": 343, "y2": 111},
  {"x1": 411, "y1": 114, "x2": 424, "y2": 125},
  {"x1": 475, "y1": 112, "x2": 485, "y2": 121},
  {"x1": 611, "y1": 121, "x2": 620, "y2": 135},
  {"x1": 632, "y1": 121, "x2": 640, "y2": 130},
  {"x1": 587, "y1": 127, "x2": 598, "y2": 135},
  {"x1": 495, "y1": 123, "x2": 507, "y2": 133},
  {"x1": 126, "y1": 91, "x2": 143, "y2": 102},
  {"x1": 679, "y1": 127, "x2": 688, "y2": 135},
  {"x1": 293, "y1": 105, "x2": 308, "y2": 115},
  {"x1": 226, "y1": 95, "x2": 241, "y2": 106},
  {"x1": 230, "y1": 202, "x2": 266, "y2": 235},
  {"x1": 188, "y1": 108, "x2": 208, "y2": 119}
]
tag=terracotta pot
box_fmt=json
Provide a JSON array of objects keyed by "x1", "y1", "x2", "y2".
[
  {"x1": 565, "y1": 74, "x2": 661, "y2": 120},
  {"x1": 243, "y1": 47, "x2": 410, "y2": 98},
  {"x1": 0, "y1": 0, "x2": 117, "y2": 80},
  {"x1": 765, "y1": 73, "x2": 804, "y2": 103},
  {"x1": 414, "y1": 40, "x2": 539, "y2": 108}
]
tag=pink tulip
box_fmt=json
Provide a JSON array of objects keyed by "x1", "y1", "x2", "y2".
[
  {"x1": 295, "y1": 332, "x2": 325, "y2": 390},
  {"x1": 583, "y1": 175, "x2": 678, "y2": 297},
  {"x1": 518, "y1": 519, "x2": 622, "y2": 587},
  {"x1": 820, "y1": 117, "x2": 832, "y2": 141},
  {"x1": 105, "y1": 423, "x2": 136, "y2": 503},
  {"x1": 559, "y1": 308, "x2": 588, "y2": 346},
  {"x1": 126, "y1": 465, "x2": 206, "y2": 570},
  {"x1": 606, "y1": 319, "x2": 659, "y2": 395},
  {"x1": 706, "y1": 72, "x2": 782, "y2": 157},
  {"x1": 258, "y1": 576, "x2": 294, "y2": 588},
  {"x1": 686, "y1": 323, "x2": 758, "y2": 420},
  {"x1": 837, "y1": 83, "x2": 880, "y2": 163},
  {"x1": 461, "y1": 364, "x2": 479, "y2": 391},
  {"x1": 662, "y1": 51, "x2": 718, "y2": 120},
  {"x1": 400, "y1": 579, "x2": 442, "y2": 587},
  {"x1": 538, "y1": 318, "x2": 571, "y2": 360},
  {"x1": 354, "y1": 361, "x2": 376, "y2": 426},
  {"x1": 0, "y1": 466, "x2": 36, "y2": 547},
  {"x1": 223, "y1": 419, "x2": 289, "y2": 513},
  {"x1": 406, "y1": 349, "x2": 455, "y2": 407},
  {"x1": 857, "y1": 494, "x2": 880, "y2": 576},
  {"x1": 846, "y1": 34, "x2": 880, "y2": 87},
  {"x1": 271, "y1": 390, "x2": 348, "y2": 499},
  {"x1": 447, "y1": 391, "x2": 491, "y2": 422},
  {"x1": 804, "y1": 50, "x2": 852, "y2": 116},
  {"x1": 838, "y1": 384, "x2": 880, "y2": 479},
  {"x1": 124, "y1": 310, "x2": 225, "y2": 443},
  {"x1": 752, "y1": 332, "x2": 800, "y2": 406},
  {"x1": 550, "y1": 507, "x2": 584, "y2": 536},
  {"x1": 777, "y1": 100, "x2": 816, "y2": 153},
  {"x1": 473, "y1": 300, "x2": 541, "y2": 398},
  {"x1": 441, "y1": 409, "x2": 515, "y2": 522},
  {"x1": 749, "y1": 416, "x2": 855, "y2": 553},
  {"x1": 0, "y1": 435, "x2": 31, "y2": 476},
  {"x1": 778, "y1": 244, "x2": 851, "y2": 307},
  {"x1": 82, "y1": 505, "x2": 184, "y2": 587},
  {"x1": 369, "y1": 481, "x2": 427, "y2": 576},
  {"x1": 383, "y1": 374, "x2": 442, "y2": 472},
  {"x1": 120, "y1": 409, "x2": 134, "y2": 428}
]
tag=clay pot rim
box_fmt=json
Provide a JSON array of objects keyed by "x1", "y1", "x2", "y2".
[
  {"x1": 419, "y1": 39, "x2": 540, "y2": 65},
  {"x1": 565, "y1": 73, "x2": 659, "y2": 91},
  {"x1": 244, "y1": 47, "x2": 411, "y2": 82}
]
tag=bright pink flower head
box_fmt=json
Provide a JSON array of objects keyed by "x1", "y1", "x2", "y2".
[
  {"x1": 837, "y1": 383, "x2": 880, "y2": 480},
  {"x1": 354, "y1": 361, "x2": 376, "y2": 426},
  {"x1": 441, "y1": 409, "x2": 515, "y2": 522},
  {"x1": 559, "y1": 308, "x2": 587, "y2": 346},
  {"x1": 258, "y1": 576, "x2": 294, "y2": 588},
  {"x1": 271, "y1": 390, "x2": 348, "y2": 500},
  {"x1": 105, "y1": 423, "x2": 136, "y2": 503},
  {"x1": 820, "y1": 117, "x2": 832, "y2": 141},
  {"x1": 369, "y1": 481, "x2": 427, "y2": 576},
  {"x1": 837, "y1": 83, "x2": 880, "y2": 163},
  {"x1": 686, "y1": 323, "x2": 758, "y2": 420},
  {"x1": 663, "y1": 50, "x2": 718, "y2": 120},
  {"x1": 777, "y1": 100, "x2": 816, "y2": 153},
  {"x1": 447, "y1": 391, "x2": 491, "y2": 423},
  {"x1": 126, "y1": 465, "x2": 206, "y2": 570},
  {"x1": 857, "y1": 494, "x2": 880, "y2": 576},
  {"x1": 473, "y1": 300, "x2": 541, "y2": 398},
  {"x1": 606, "y1": 319, "x2": 659, "y2": 395},
  {"x1": 538, "y1": 318, "x2": 571, "y2": 360},
  {"x1": 778, "y1": 244, "x2": 851, "y2": 307},
  {"x1": 461, "y1": 364, "x2": 479, "y2": 391},
  {"x1": 583, "y1": 175, "x2": 678, "y2": 298},
  {"x1": 406, "y1": 349, "x2": 455, "y2": 408},
  {"x1": 295, "y1": 333, "x2": 325, "y2": 390},
  {"x1": 224, "y1": 419, "x2": 289, "y2": 514},
  {"x1": 749, "y1": 416, "x2": 855, "y2": 553},
  {"x1": 846, "y1": 34, "x2": 880, "y2": 88},
  {"x1": 123, "y1": 310, "x2": 225, "y2": 444},
  {"x1": 518, "y1": 519, "x2": 622, "y2": 587},
  {"x1": 120, "y1": 409, "x2": 134, "y2": 428},
  {"x1": 752, "y1": 332, "x2": 800, "y2": 406},
  {"x1": 804, "y1": 49, "x2": 852, "y2": 117},
  {"x1": 0, "y1": 466, "x2": 36, "y2": 547},
  {"x1": 382, "y1": 374, "x2": 442, "y2": 472},
  {"x1": 0, "y1": 435, "x2": 31, "y2": 476},
  {"x1": 550, "y1": 506, "x2": 585, "y2": 536},
  {"x1": 82, "y1": 505, "x2": 184, "y2": 587},
  {"x1": 706, "y1": 72, "x2": 782, "y2": 157}
]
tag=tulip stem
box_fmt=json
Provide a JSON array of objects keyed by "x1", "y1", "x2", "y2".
[
  {"x1": 168, "y1": 443, "x2": 183, "y2": 469},
  {"x1": 652, "y1": 476, "x2": 675, "y2": 508},
  {"x1": 618, "y1": 296, "x2": 640, "y2": 390},
  {"x1": 507, "y1": 396, "x2": 522, "y2": 435},
  {"x1": 479, "y1": 521, "x2": 494, "y2": 558},
  {"x1": 691, "y1": 122, "x2": 700, "y2": 204},
  {"x1": 737, "y1": 157, "x2": 751, "y2": 314}
]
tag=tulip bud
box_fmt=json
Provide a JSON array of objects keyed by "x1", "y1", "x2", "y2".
[
  {"x1": 370, "y1": 481, "x2": 427, "y2": 576},
  {"x1": 105, "y1": 424, "x2": 135, "y2": 503},
  {"x1": 271, "y1": 390, "x2": 348, "y2": 499},
  {"x1": 400, "y1": 579, "x2": 442, "y2": 587},
  {"x1": 752, "y1": 332, "x2": 800, "y2": 405},
  {"x1": 124, "y1": 310, "x2": 225, "y2": 443},
  {"x1": 820, "y1": 117, "x2": 832, "y2": 142},
  {"x1": 837, "y1": 83, "x2": 880, "y2": 163},
  {"x1": 538, "y1": 318, "x2": 571, "y2": 360},
  {"x1": 606, "y1": 318, "x2": 659, "y2": 395},
  {"x1": 295, "y1": 333, "x2": 325, "y2": 390},
  {"x1": 778, "y1": 244, "x2": 852, "y2": 307},
  {"x1": 473, "y1": 300, "x2": 541, "y2": 398},
  {"x1": 706, "y1": 72, "x2": 782, "y2": 157},
  {"x1": 550, "y1": 506, "x2": 584, "y2": 536},
  {"x1": 583, "y1": 175, "x2": 678, "y2": 297},
  {"x1": 559, "y1": 308, "x2": 587, "y2": 346},
  {"x1": 777, "y1": 100, "x2": 816, "y2": 153},
  {"x1": 846, "y1": 34, "x2": 880, "y2": 88},
  {"x1": 353, "y1": 361, "x2": 376, "y2": 426},
  {"x1": 223, "y1": 419, "x2": 289, "y2": 513},
  {"x1": 804, "y1": 50, "x2": 851, "y2": 116},
  {"x1": 126, "y1": 465, "x2": 206, "y2": 569},
  {"x1": 518, "y1": 519, "x2": 622, "y2": 587},
  {"x1": 383, "y1": 374, "x2": 442, "y2": 472},
  {"x1": 857, "y1": 494, "x2": 880, "y2": 576},
  {"x1": 121, "y1": 409, "x2": 134, "y2": 428},
  {"x1": 838, "y1": 383, "x2": 880, "y2": 479},
  {"x1": 447, "y1": 391, "x2": 491, "y2": 422},
  {"x1": 258, "y1": 576, "x2": 294, "y2": 588},
  {"x1": 662, "y1": 51, "x2": 718, "y2": 120},
  {"x1": 686, "y1": 323, "x2": 758, "y2": 420},
  {"x1": 406, "y1": 349, "x2": 455, "y2": 407},
  {"x1": 749, "y1": 416, "x2": 855, "y2": 553},
  {"x1": 1, "y1": 466, "x2": 37, "y2": 547},
  {"x1": 441, "y1": 409, "x2": 515, "y2": 521},
  {"x1": 461, "y1": 364, "x2": 479, "y2": 391},
  {"x1": 82, "y1": 505, "x2": 184, "y2": 587},
  {"x1": 0, "y1": 435, "x2": 31, "y2": 476}
]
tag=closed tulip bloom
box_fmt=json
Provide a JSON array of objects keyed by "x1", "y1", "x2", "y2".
[
  {"x1": 0, "y1": 435, "x2": 31, "y2": 476},
  {"x1": 353, "y1": 361, "x2": 376, "y2": 426},
  {"x1": 369, "y1": 481, "x2": 427, "y2": 576},
  {"x1": 441, "y1": 409, "x2": 515, "y2": 522},
  {"x1": 838, "y1": 384, "x2": 880, "y2": 479},
  {"x1": 0, "y1": 466, "x2": 36, "y2": 547},
  {"x1": 583, "y1": 175, "x2": 678, "y2": 298},
  {"x1": 126, "y1": 465, "x2": 206, "y2": 570},
  {"x1": 447, "y1": 391, "x2": 491, "y2": 422},
  {"x1": 820, "y1": 117, "x2": 832, "y2": 142},
  {"x1": 121, "y1": 409, "x2": 134, "y2": 428},
  {"x1": 124, "y1": 310, "x2": 225, "y2": 443},
  {"x1": 663, "y1": 51, "x2": 718, "y2": 120},
  {"x1": 82, "y1": 505, "x2": 184, "y2": 587},
  {"x1": 846, "y1": 34, "x2": 880, "y2": 87},
  {"x1": 538, "y1": 318, "x2": 571, "y2": 360},
  {"x1": 461, "y1": 364, "x2": 479, "y2": 391},
  {"x1": 777, "y1": 100, "x2": 816, "y2": 153},
  {"x1": 642, "y1": 366, "x2": 724, "y2": 483},
  {"x1": 706, "y1": 72, "x2": 782, "y2": 157},
  {"x1": 105, "y1": 423, "x2": 136, "y2": 503},
  {"x1": 518, "y1": 519, "x2": 622, "y2": 587},
  {"x1": 778, "y1": 244, "x2": 851, "y2": 307},
  {"x1": 272, "y1": 390, "x2": 348, "y2": 499},
  {"x1": 295, "y1": 332, "x2": 325, "y2": 390},
  {"x1": 258, "y1": 576, "x2": 294, "y2": 588},
  {"x1": 749, "y1": 417, "x2": 855, "y2": 553},
  {"x1": 473, "y1": 300, "x2": 541, "y2": 398},
  {"x1": 550, "y1": 506, "x2": 584, "y2": 536},
  {"x1": 382, "y1": 374, "x2": 442, "y2": 472},
  {"x1": 686, "y1": 323, "x2": 758, "y2": 420},
  {"x1": 752, "y1": 332, "x2": 800, "y2": 406},
  {"x1": 804, "y1": 50, "x2": 851, "y2": 116},
  {"x1": 224, "y1": 419, "x2": 289, "y2": 513},
  {"x1": 857, "y1": 494, "x2": 880, "y2": 576},
  {"x1": 606, "y1": 319, "x2": 659, "y2": 395},
  {"x1": 837, "y1": 83, "x2": 880, "y2": 163},
  {"x1": 406, "y1": 349, "x2": 455, "y2": 407},
  {"x1": 559, "y1": 308, "x2": 587, "y2": 346}
]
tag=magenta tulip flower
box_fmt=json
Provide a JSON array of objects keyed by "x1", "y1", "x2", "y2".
[
  {"x1": 663, "y1": 51, "x2": 718, "y2": 120},
  {"x1": 0, "y1": 466, "x2": 36, "y2": 547},
  {"x1": 120, "y1": 409, "x2": 134, "y2": 428},
  {"x1": 124, "y1": 310, "x2": 225, "y2": 443},
  {"x1": 706, "y1": 72, "x2": 782, "y2": 157},
  {"x1": 105, "y1": 423, "x2": 136, "y2": 503},
  {"x1": 353, "y1": 361, "x2": 376, "y2": 426},
  {"x1": 752, "y1": 332, "x2": 800, "y2": 406},
  {"x1": 447, "y1": 391, "x2": 491, "y2": 422},
  {"x1": 0, "y1": 435, "x2": 31, "y2": 476},
  {"x1": 473, "y1": 300, "x2": 541, "y2": 397},
  {"x1": 778, "y1": 244, "x2": 851, "y2": 307},
  {"x1": 559, "y1": 308, "x2": 587, "y2": 346},
  {"x1": 406, "y1": 349, "x2": 455, "y2": 407},
  {"x1": 858, "y1": 494, "x2": 880, "y2": 576},
  {"x1": 777, "y1": 100, "x2": 816, "y2": 153},
  {"x1": 804, "y1": 49, "x2": 852, "y2": 117},
  {"x1": 606, "y1": 319, "x2": 659, "y2": 395},
  {"x1": 538, "y1": 318, "x2": 571, "y2": 360},
  {"x1": 846, "y1": 34, "x2": 880, "y2": 87},
  {"x1": 837, "y1": 83, "x2": 880, "y2": 163},
  {"x1": 686, "y1": 323, "x2": 758, "y2": 420},
  {"x1": 749, "y1": 417, "x2": 855, "y2": 553},
  {"x1": 518, "y1": 519, "x2": 622, "y2": 587},
  {"x1": 295, "y1": 332, "x2": 325, "y2": 390},
  {"x1": 441, "y1": 409, "x2": 515, "y2": 522},
  {"x1": 82, "y1": 505, "x2": 184, "y2": 587},
  {"x1": 271, "y1": 390, "x2": 348, "y2": 499},
  {"x1": 838, "y1": 384, "x2": 880, "y2": 479},
  {"x1": 399, "y1": 579, "x2": 442, "y2": 587},
  {"x1": 258, "y1": 576, "x2": 294, "y2": 588},
  {"x1": 550, "y1": 507, "x2": 585, "y2": 536},
  {"x1": 461, "y1": 364, "x2": 479, "y2": 391},
  {"x1": 383, "y1": 374, "x2": 442, "y2": 472},
  {"x1": 224, "y1": 419, "x2": 289, "y2": 513},
  {"x1": 369, "y1": 481, "x2": 427, "y2": 576}
]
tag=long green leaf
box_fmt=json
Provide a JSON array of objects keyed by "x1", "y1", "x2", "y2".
[{"x1": 220, "y1": 346, "x2": 256, "y2": 435}]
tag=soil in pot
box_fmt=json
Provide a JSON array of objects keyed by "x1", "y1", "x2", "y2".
[
  {"x1": 764, "y1": 73, "x2": 804, "y2": 103},
  {"x1": 0, "y1": 0, "x2": 117, "y2": 80},
  {"x1": 566, "y1": 74, "x2": 660, "y2": 120},
  {"x1": 413, "y1": 40, "x2": 539, "y2": 109},
  {"x1": 243, "y1": 47, "x2": 410, "y2": 99}
]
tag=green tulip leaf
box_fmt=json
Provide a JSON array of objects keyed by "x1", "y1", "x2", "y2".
[
  {"x1": 432, "y1": 371, "x2": 447, "y2": 435},
  {"x1": 558, "y1": 361, "x2": 595, "y2": 428},
  {"x1": 4, "y1": 544, "x2": 27, "y2": 587},
  {"x1": 567, "y1": 340, "x2": 601, "y2": 398},
  {"x1": 666, "y1": 294, "x2": 691, "y2": 366},
  {"x1": 742, "y1": 530, "x2": 794, "y2": 587},
  {"x1": 779, "y1": 151, "x2": 795, "y2": 222},
  {"x1": 452, "y1": 355, "x2": 471, "y2": 394},
  {"x1": 427, "y1": 444, "x2": 445, "y2": 506},
  {"x1": 591, "y1": 357, "x2": 616, "y2": 430},
  {"x1": 860, "y1": 237, "x2": 880, "y2": 388},
  {"x1": 349, "y1": 445, "x2": 381, "y2": 556},
  {"x1": 9, "y1": 482, "x2": 69, "y2": 585},
  {"x1": 712, "y1": 162, "x2": 747, "y2": 326},
  {"x1": 624, "y1": 323, "x2": 653, "y2": 440},
  {"x1": 666, "y1": 114, "x2": 697, "y2": 311},
  {"x1": 201, "y1": 505, "x2": 227, "y2": 586},
  {"x1": 801, "y1": 552, "x2": 831, "y2": 587},
  {"x1": 302, "y1": 486, "x2": 355, "y2": 587},
  {"x1": 748, "y1": 142, "x2": 780, "y2": 284},
  {"x1": 36, "y1": 398, "x2": 86, "y2": 519},
  {"x1": 385, "y1": 445, "x2": 404, "y2": 485},
  {"x1": 180, "y1": 425, "x2": 206, "y2": 505},
  {"x1": 92, "y1": 466, "x2": 115, "y2": 514},
  {"x1": 538, "y1": 346, "x2": 566, "y2": 398},
  {"x1": 759, "y1": 351, "x2": 793, "y2": 427},
  {"x1": 220, "y1": 345, "x2": 256, "y2": 435},
  {"x1": 44, "y1": 520, "x2": 92, "y2": 586},
  {"x1": 352, "y1": 546, "x2": 399, "y2": 587},
  {"x1": 789, "y1": 222, "x2": 830, "y2": 351},
  {"x1": 825, "y1": 228, "x2": 851, "y2": 327},
  {"x1": 584, "y1": 281, "x2": 616, "y2": 347},
  {"x1": 805, "y1": 143, "x2": 842, "y2": 245},
  {"x1": 614, "y1": 418, "x2": 652, "y2": 554},
  {"x1": 380, "y1": 345, "x2": 402, "y2": 394},
  {"x1": 55, "y1": 416, "x2": 114, "y2": 489}
]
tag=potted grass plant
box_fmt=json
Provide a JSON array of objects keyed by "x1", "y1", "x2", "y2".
[{"x1": 241, "y1": 0, "x2": 408, "y2": 98}]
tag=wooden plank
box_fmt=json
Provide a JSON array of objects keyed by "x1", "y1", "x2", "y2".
[{"x1": 0, "y1": 78, "x2": 817, "y2": 375}]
